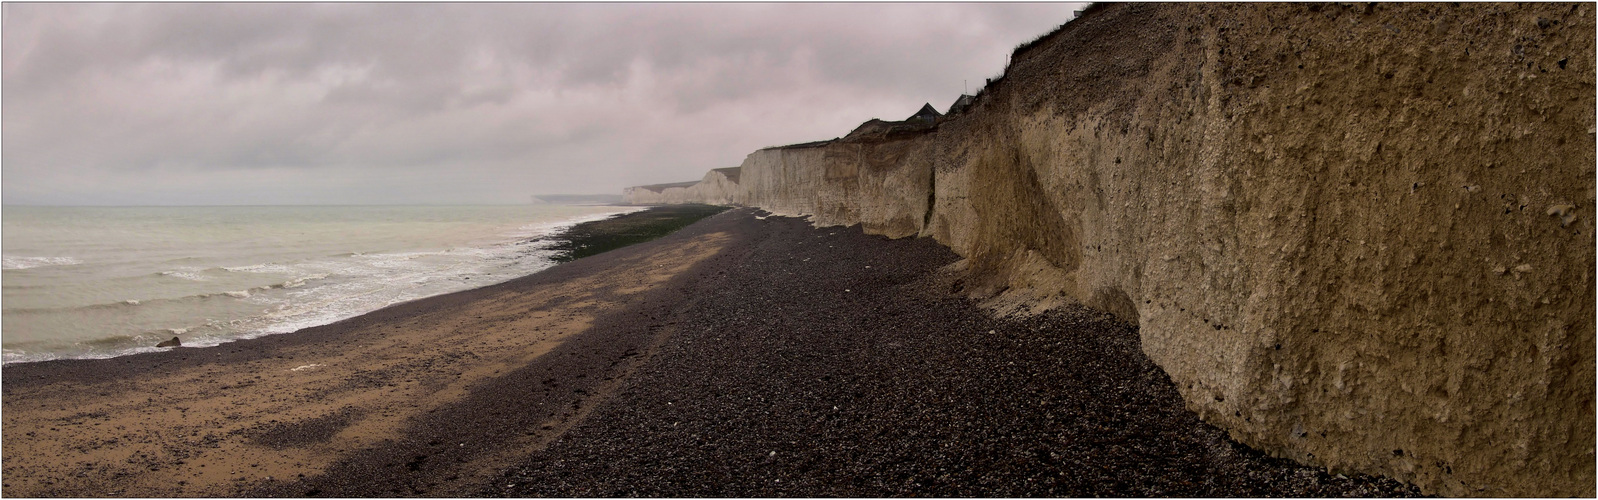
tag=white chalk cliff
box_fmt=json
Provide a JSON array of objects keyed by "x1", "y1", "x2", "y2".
[{"x1": 623, "y1": 4, "x2": 1596, "y2": 496}]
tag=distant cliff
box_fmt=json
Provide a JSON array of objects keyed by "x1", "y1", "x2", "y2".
[
  {"x1": 622, "y1": 3, "x2": 1596, "y2": 496},
  {"x1": 623, "y1": 167, "x2": 743, "y2": 206}
]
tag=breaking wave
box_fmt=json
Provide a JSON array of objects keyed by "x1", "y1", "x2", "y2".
[{"x1": 3, "y1": 256, "x2": 83, "y2": 270}]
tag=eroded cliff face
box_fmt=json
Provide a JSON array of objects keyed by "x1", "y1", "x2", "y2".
[{"x1": 622, "y1": 3, "x2": 1596, "y2": 496}]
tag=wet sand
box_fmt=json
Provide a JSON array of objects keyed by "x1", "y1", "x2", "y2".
[{"x1": 3, "y1": 208, "x2": 1422, "y2": 497}]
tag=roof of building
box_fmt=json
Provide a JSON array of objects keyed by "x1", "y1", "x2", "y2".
[
  {"x1": 908, "y1": 103, "x2": 943, "y2": 122},
  {"x1": 948, "y1": 94, "x2": 977, "y2": 115}
]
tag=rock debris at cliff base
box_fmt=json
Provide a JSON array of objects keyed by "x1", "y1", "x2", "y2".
[{"x1": 490, "y1": 209, "x2": 1422, "y2": 497}]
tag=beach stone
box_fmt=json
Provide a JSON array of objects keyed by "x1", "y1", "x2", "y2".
[{"x1": 156, "y1": 337, "x2": 181, "y2": 348}]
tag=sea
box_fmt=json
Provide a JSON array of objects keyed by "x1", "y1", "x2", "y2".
[{"x1": 1, "y1": 204, "x2": 643, "y2": 365}]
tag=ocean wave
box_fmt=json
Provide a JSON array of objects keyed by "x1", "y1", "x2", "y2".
[
  {"x1": 6, "y1": 285, "x2": 283, "y2": 315},
  {"x1": 350, "y1": 251, "x2": 441, "y2": 269},
  {"x1": 158, "y1": 270, "x2": 211, "y2": 282},
  {"x1": 279, "y1": 274, "x2": 329, "y2": 289},
  {"x1": 5, "y1": 300, "x2": 153, "y2": 315},
  {"x1": 222, "y1": 263, "x2": 295, "y2": 274},
  {"x1": 83, "y1": 334, "x2": 141, "y2": 347},
  {"x1": 3, "y1": 256, "x2": 83, "y2": 270},
  {"x1": 2, "y1": 348, "x2": 61, "y2": 365}
]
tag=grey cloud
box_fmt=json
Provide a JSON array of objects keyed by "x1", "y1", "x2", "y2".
[{"x1": 3, "y1": 2, "x2": 1084, "y2": 205}]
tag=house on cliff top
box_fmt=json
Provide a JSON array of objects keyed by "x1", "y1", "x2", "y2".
[
  {"x1": 908, "y1": 103, "x2": 942, "y2": 124},
  {"x1": 947, "y1": 94, "x2": 977, "y2": 115}
]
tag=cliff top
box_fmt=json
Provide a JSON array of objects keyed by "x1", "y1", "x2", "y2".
[
  {"x1": 632, "y1": 180, "x2": 701, "y2": 193},
  {"x1": 711, "y1": 167, "x2": 742, "y2": 184},
  {"x1": 767, "y1": 138, "x2": 837, "y2": 151}
]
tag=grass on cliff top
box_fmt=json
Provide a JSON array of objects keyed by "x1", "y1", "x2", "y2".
[{"x1": 547, "y1": 204, "x2": 731, "y2": 263}]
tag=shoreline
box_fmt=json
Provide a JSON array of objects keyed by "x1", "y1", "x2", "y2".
[
  {"x1": 542, "y1": 204, "x2": 730, "y2": 262},
  {"x1": 3, "y1": 209, "x2": 1423, "y2": 497},
  {"x1": 1, "y1": 205, "x2": 738, "y2": 496},
  {"x1": 0, "y1": 204, "x2": 681, "y2": 368}
]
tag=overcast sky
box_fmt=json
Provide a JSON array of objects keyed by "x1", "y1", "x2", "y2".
[{"x1": 3, "y1": 2, "x2": 1084, "y2": 206}]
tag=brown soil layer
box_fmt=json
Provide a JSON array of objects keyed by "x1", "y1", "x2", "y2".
[{"x1": 3, "y1": 209, "x2": 1423, "y2": 497}]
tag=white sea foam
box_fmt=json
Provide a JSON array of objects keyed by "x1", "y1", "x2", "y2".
[
  {"x1": 223, "y1": 263, "x2": 295, "y2": 274},
  {"x1": 2, "y1": 256, "x2": 83, "y2": 270},
  {"x1": 2, "y1": 348, "x2": 60, "y2": 364},
  {"x1": 352, "y1": 251, "x2": 439, "y2": 269},
  {"x1": 278, "y1": 274, "x2": 328, "y2": 289},
  {"x1": 223, "y1": 290, "x2": 251, "y2": 299},
  {"x1": 159, "y1": 270, "x2": 211, "y2": 281}
]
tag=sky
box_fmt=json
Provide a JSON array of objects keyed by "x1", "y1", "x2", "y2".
[{"x1": 2, "y1": 2, "x2": 1086, "y2": 206}]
